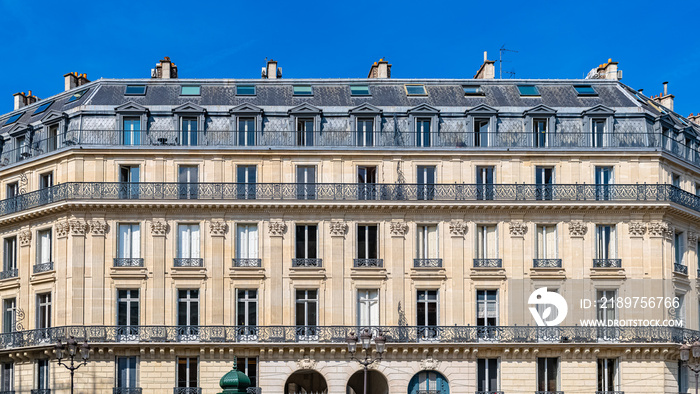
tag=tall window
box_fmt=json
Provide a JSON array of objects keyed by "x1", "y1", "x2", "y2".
[
  {"x1": 180, "y1": 117, "x2": 198, "y2": 146},
  {"x1": 119, "y1": 165, "x2": 140, "y2": 199},
  {"x1": 296, "y1": 119, "x2": 314, "y2": 146},
  {"x1": 118, "y1": 224, "x2": 140, "y2": 260},
  {"x1": 296, "y1": 165, "x2": 316, "y2": 200},
  {"x1": 476, "y1": 290, "x2": 498, "y2": 327},
  {"x1": 3, "y1": 236, "x2": 17, "y2": 273},
  {"x1": 178, "y1": 165, "x2": 198, "y2": 199},
  {"x1": 36, "y1": 293, "x2": 51, "y2": 329},
  {"x1": 39, "y1": 172, "x2": 53, "y2": 204},
  {"x1": 117, "y1": 289, "x2": 139, "y2": 327},
  {"x1": 416, "y1": 118, "x2": 431, "y2": 147},
  {"x1": 595, "y1": 225, "x2": 616, "y2": 260},
  {"x1": 679, "y1": 360, "x2": 689, "y2": 394},
  {"x1": 476, "y1": 225, "x2": 498, "y2": 259},
  {"x1": 416, "y1": 225, "x2": 438, "y2": 260},
  {"x1": 177, "y1": 224, "x2": 200, "y2": 259},
  {"x1": 596, "y1": 290, "x2": 617, "y2": 324},
  {"x1": 236, "y1": 357, "x2": 258, "y2": 387},
  {"x1": 476, "y1": 166, "x2": 494, "y2": 200},
  {"x1": 36, "y1": 229, "x2": 52, "y2": 266},
  {"x1": 357, "y1": 166, "x2": 377, "y2": 200},
  {"x1": 237, "y1": 289, "x2": 258, "y2": 327},
  {"x1": 6, "y1": 183, "x2": 17, "y2": 200},
  {"x1": 47, "y1": 124, "x2": 59, "y2": 152},
  {"x1": 295, "y1": 289, "x2": 318, "y2": 339},
  {"x1": 36, "y1": 359, "x2": 49, "y2": 391},
  {"x1": 474, "y1": 118, "x2": 489, "y2": 147},
  {"x1": 116, "y1": 356, "x2": 138, "y2": 389},
  {"x1": 675, "y1": 231, "x2": 685, "y2": 266},
  {"x1": 533, "y1": 118, "x2": 548, "y2": 147},
  {"x1": 356, "y1": 118, "x2": 374, "y2": 147},
  {"x1": 177, "y1": 357, "x2": 198, "y2": 389},
  {"x1": 295, "y1": 225, "x2": 318, "y2": 261},
  {"x1": 357, "y1": 225, "x2": 378, "y2": 260},
  {"x1": 676, "y1": 293, "x2": 686, "y2": 327},
  {"x1": 236, "y1": 224, "x2": 259, "y2": 261},
  {"x1": 536, "y1": 225, "x2": 557, "y2": 259},
  {"x1": 15, "y1": 135, "x2": 27, "y2": 162},
  {"x1": 417, "y1": 165, "x2": 436, "y2": 200},
  {"x1": 236, "y1": 165, "x2": 257, "y2": 199},
  {"x1": 535, "y1": 166, "x2": 554, "y2": 200},
  {"x1": 477, "y1": 358, "x2": 499, "y2": 392},
  {"x1": 237, "y1": 117, "x2": 256, "y2": 146},
  {"x1": 417, "y1": 290, "x2": 438, "y2": 339},
  {"x1": 537, "y1": 357, "x2": 559, "y2": 392},
  {"x1": 177, "y1": 290, "x2": 199, "y2": 338},
  {"x1": 357, "y1": 289, "x2": 379, "y2": 327},
  {"x1": 592, "y1": 119, "x2": 607, "y2": 147},
  {"x1": 597, "y1": 358, "x2": 619, "y2": 392},
  {"x1": 0, "y1": 362, "x2": 12, "y2": 392},
  {"x1": 3, "y1": 298, "x2": 15, "y2": 333},
  {"x1": 595, "y1": 166, "x2": 613, "y2": 200},
  {"x1": 122, "y1": 117, "x2": 141, "y2": 145}
]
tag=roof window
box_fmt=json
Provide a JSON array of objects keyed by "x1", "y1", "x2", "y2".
[
  {"x1": 293, "y1": 85, "x2": 313, "y2": 95},
  {"x1": 463, "y1": 86, "x2": 484, "y2": 96},
  {"x1": 236, "y1": 85, "x2": 256, "y2": 95},
  {"x1": 574, "y1": 85, "x2": 597, "y2": 96},
  {"x1": 67, "y1": 89, "x2": 88, "y2": 103},
  {"x1": 405, "y1": 84, "x2": 427, "y2": 96},
  {"x1": 181, "y1": 85, "x2": 201, "y2": 96},
  {"x1": 350, "y1": 85, "x2": 370, "y2": 96},
  {"x1": 33, "y1": 101, "x2": 53, "y2": 115},
  {"x1": 125, "y1": 85, "x2": 147, "y2": 95},
  {"x1": 517, "y1": 85, "x2": 539, "y2": 96},
  {"x1": 4, "y1": 113, "x2": 23, "y2": 125}
]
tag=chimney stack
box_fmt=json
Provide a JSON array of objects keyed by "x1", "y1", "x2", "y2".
[
  {"x1": 586, "y1": 59, "x2": 621, "y2": 80},
  {"x1": 151, "y1": 57, "x2": 178, "y2": 79},
  {"x1": 63, "y1": 72, "x2": 90, "y2": 91},
  {"x1": 261, "y1": 59, "x2": 282, "y2": 79},
  {"x1": 13, "y1": 92, "x2": 26, "y2": 110},
  {"x1": 367, "y1": 59, "x2": 391, "y2": 79},
  {"x1": 474, "y1": 51, "x2": 496, "y2": 79},
  {"x1": 688, "y1": 113, "x2": 700, "y2": 126},
  {"x1": 652, "y1": 82, "x2": 674, "y2": 111},
  {"x1": 25, "y1": 90, "x2": 38, "y2": 105}
]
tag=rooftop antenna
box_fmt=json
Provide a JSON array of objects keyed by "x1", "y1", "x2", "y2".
[{"x1": 499, "y1": 45, "x2": 518, "y2": 79}]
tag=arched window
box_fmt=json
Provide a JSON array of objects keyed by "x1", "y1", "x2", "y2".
[{"x1": 407, "y1": 370, "x2": 449, "y2": 394}]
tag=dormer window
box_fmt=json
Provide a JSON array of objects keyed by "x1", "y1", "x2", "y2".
[
  {"x1": 350, "y1": 86, "x2": 370, "y2": 96},
  {"x1": 574, "y1": 85, "x2": 597, "y2": 96},
  {"x1": 125, "y1": 85, "x2": 147, "y2": 95},
  {"x1": 236, "y1": 85, "x2": 256, "y2": 96},
  {"x1": 33, "y1": 101, "x2": 53, "y2": 115},
  {"x1": 3, "y1": 113, "x2": 23, "y2": 126},
  {"x1": 293, "y1": 85, "x2": 313, "y2": 96},
  {"x1": 405, "y1": 84, "x2": 427, "y2": 96},
  {"x1": 518, "y1": 85, "x2": 539, "y2": 96},
  {"x1": 67, "y1": 89, "x2": 88, "y2": 103}
]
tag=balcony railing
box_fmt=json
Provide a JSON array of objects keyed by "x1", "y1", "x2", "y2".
[
  {"x1": 247, "y1": 388, "x2": 262, "y2": 394},
  {"x1": 533, "y1": 259, "x2": 562, "y2": 268},
  {"x1": 417, "y1": 391, "x2": 441, "y2": 394},
  {"x1": 233, "y1": 258, "x2": 262, "y2": 267},
  {"x1": 674, "y1": 263, "x2": 688, "y2": 275},
  {"x1": 0, "y1": 390, "x2": 16, "y2": 394},
  {"x1": 173, "y1": 389, "x2": 201, "y2": 394},
  {"x1": 33, "y1": 262, "x2": 53, "y2": 274},
  {"x1": 113, "y1": 258, "x2": 144, "y2": 267},
  {"x1": 595, "y1": 391, "x2": 624, "y2": 394},
  {"x1": 292, "y1": 258, "x2": 322, "y2": 268},
  {"x1": 474, "y1": 258, "x2": 502, "y2": 268},
  {"x1": 173, "y1": 258, "x2": 204, "y2": 267},
  {"x1": 0, "y1": 182, "x2": 699, "y2": 218},
  {"x1": 535, "y1": 392, "x2": 563, "y2": 394},
  {"x1": 354, "y1": 258, "x2": 383, "y2": 268},
  {"x1": 113, "y1": 389, "x2": 142, "y2": 394},
  {"x1": 30, "y1": 390, "x2": 50, "y2": 394},
  {"x1": 593, "y1": 259, "x2": 622, "y2": 268},
  {"x1": 414, "y1": 258, "x2": 443, "y2": 268},
  {"x1": 0, "y1": 269, "x2": 17, "y2": 280},
  {"x1": 475, "y1": 391, "x2": 504, "y2": 394}
]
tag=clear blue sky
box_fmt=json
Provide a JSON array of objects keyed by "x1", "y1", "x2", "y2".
[{"x1": 1, "y1": 0, "x2": 699, "y2": 116}]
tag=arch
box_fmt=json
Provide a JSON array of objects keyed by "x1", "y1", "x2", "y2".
[
  {"x1": 346, "y1": 369, "x2": 389, "y2": 394},
  {"x1": 284, "y1": 369, "x2": 328, "y2": 394},
  {"x1": 407, "y1": 370, "x2": 449, "y2": 394}
]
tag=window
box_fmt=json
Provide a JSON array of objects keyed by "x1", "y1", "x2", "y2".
[
  {"x1": 3, "y1": 236, "x2": 17, "y2": 273},
  {"x1": 36, "y1": 359, "x2": 49, "y2": 390},
  {"x1": 476, "y1": 166, "x2": 494, "y2": 200},
  {"x1": 592, "y1": 119, "x2": 607, "y2": 147},
  {"x1": 295, "y1": 289, "x2": 318, "y2": 339},
  {"x1": 474, "y1": 118, "x2": 490, "y2": 147},
  {"x1": 67, "y1": 89, "x2": 88, "y2": 103},
  {"x1": 679, "y1": 360, "x2": 689, "y2": 393},
  {"x1": 237, "y1": 289, "x2": 258, "y2": 327},
  {"x1": 476, "y1": 290, "x2": 498, "y2": 327},
  {"x1": 574, "y1": 85, "x2": 597, "y2": 96},
  {"x1": 15, "y1": 135, "x2": 28, "y2": 161},
  {"x1": 118, "y1": 224, "x2": 140, "y2": 260},
  {"x1": 293, "y1": 85, "x2": 313, "y2": 95},
  {"x1": 695, "y1": 182, "x2": 700, "y2": 196},
  {"x1": 4, "y1": 113, "x2": 22, "y2": 125},
  {"x1": 676, "y1": 293, "x2": 685, "y2": 327},
  {"x1": 356, "y1": 118, "x2": 374, "y2": 147},
  {"x1": 597, "y1": 358, "x2": 619, "y2": 392},
  {"x1": 236, "y1": 224, "x2": 259, "y2": 260},
  {"x1": 595, "y1": 166, "x2": 613, "y2": 200},
  {"x1": 477, "y1": 358, "x2": 499, "y2": 392},
  {"x1": 596, "y1": 289, "x2": 617, "y2": 324},
  {"x1": 180, "y1": 117, "x2": 198, "y2": 146},
  {"x1": 296, "y1": 165, "x2": 316, "y2": 200},
  {"x1": 33, "y1": 101, "x2": 53, "y2": 115},
  {"x1": 675, "y1": 232, "x2": 685, "y2": 266},
  {"x1": 236, "y1": 85, "x2": 256, "y2": 95},
  {"x1": 3, "y1": 298, "x2": 15, "y2": 333},
  {"x1": 476, "y1": 225, "x2": 498, "y2": 259},
  {"x1": 119, "y1": 165, "x2": 140, "y2": 199},
  {"x1": 535, "y1": 166, "x2": 554, "y2": 200},
  {"x1": 236, "y1": 165, "x2": 257, "y2": 199},
  {"x1": 0, "y1": 362, "x2": 12, "y2": 392},
  {"x1": 295, "y1": 225, "x2": 318, "y2": 260},
  {"x1": 536, "y1": 225, "x2": 557, "y2": 259},
  {"x1": 122, "y1": 116, "x2": 141, "y2": 145},
  {"x1": 417, "y1": 290, "x2": 438, "y2": 339},
  {"x1": 47, "y1": 124, "x2": 59, "y2": 152},
  {"x1": 596, "y1": 225, "x2": 616, "y2": 260},
  {"x1": 125, "y1": 85, "x2": 146, "y2": 95},
  {"x1": 416, "y1": 225, "x2": 438, "y2": 259},
  {"x1": 178, "y1": 165, "x2": 198, "y2": 199},
  {"x1": 533, "y1": 118, "x2": 548, "y2": 147},
  {"x1": 36, "y1": 229, "x2": 52, "y2": 266},
  {"x1": 39, "y1": 172, "x2": 53, "y2": 205},
  {"x1": 417, "y1": 165, "x2": 436, "y2": 200},
  {"x1": 415, "y1": 118, "x2": 431, "y2": 147},
  {"x1": 177, "y1": 224, "x2": 200, "y2": 259},
  {"x1": 36, "y1": 293, "x2": 51, "y2": 329},
  {"x1": 673, "y1": 173, "x2": 681, "y2": 188},
  {"x1": 518, "y1": 85, "x2": 540, "y2": 96},
  {"x1": 237, "y1": 117, "x2": 256, "y2": 146},
  {"x1": 350, "y1": 85, "x2": 370, "y2": 96},
  {"x1": 117, "y1": 289, "x2": 139, "y2": 327},
  {"x1": 463, "y1": 85, "x2": 484, "y2": 95},
  {"x1": 236, "y1": 357, "x2": 258, "y2": 387},
  {"x1": 180, "y1": 85, "x2": 200, "y2": 96},
  {"x1": 405, "y1": 84, "x2": 426, "y2": 96},
  {"x1": 177, "y1": 357, "x2": 198, "y2": 388},
  {"x1": 296, "y1": 118, "x2": 314, "y2": 146},
  {"x1": 6, "y1": 183, "x2": 17, "y2": 200},
  {"x1": 116, "y1": 356, "x2": 138, "y2": 389},
  {"x1": 357, "y1": 166, "x2": 377, "y2": 200},
  {"x1": 537, "y1": 357, "x2": 559, "y2": 392},
  {"x1": 177, "y1": 290, "x2": 199, "y2": 337},
  {"x1": 357, "y1": 225, "x2": 379, "y2": 260},
  {"x1": 357, "y1": 289, "x2": 379, "y2": 327}
]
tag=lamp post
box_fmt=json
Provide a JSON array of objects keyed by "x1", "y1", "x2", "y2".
[
  {"x1": 55, "y1": 336, "x2": 90, "y2": 394},
  {"x1": 346, "y1": 328, "x2": 386, "y2": 394},
  {"x1": 680, "y1": 341, "x2": 700, "y2": 394}
]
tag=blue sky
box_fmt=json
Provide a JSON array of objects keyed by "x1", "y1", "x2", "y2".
[{"x1": 1, "y1": 0, "x2": 699, "y2": 116}]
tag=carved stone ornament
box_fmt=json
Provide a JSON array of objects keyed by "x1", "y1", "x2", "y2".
[
  {"x1": 449, "y1": 220, "x2": 468, "y2": 237},
  {"x1": 18, "y1": 230, "x2": 31, "y2": 246},
  {"x1": 648, "y1": 221, "x2": 674, "y2": 239},
  {"x1": 509, "y1": 221, "x2": 528, "y2": 237},
  {"x1": 69, "y1": 219, "x2": 89, "y2": 236},
  {"x1": 390, "y1": 221, "x2": 409, "y2": 237},
  {"x1": 150, "y1": 221, "x2": 169, "y2": 236},
  {"x1": 628, "y1": 221, "x2": 647, "y2": 237},
  {"x1": 89, "y1": 220, "x2": 109, "y2": 235},
  {"x1": 329, "y1": 220, "x2": 348, "y2": 237},
  {"x1": 55, "y1": 221, "x2": 70, "y2": 238},
  {"x1": 268, "y1": 220, "x2": 287, "y2": 237},
  {"x1": 568, "y1": 221, "x2": 588, "y2": 238},
  {"x1": 296, "y1": 358, "x2": 317, "y2": 370},
  {"x1": 688, "y1": 231, "x2": 698, "y2": 246},
  {"x1": 420, "y1": 356, "x2": 441, "y2": 371},
  {"x1": 209, "y1": 221, "x2": 228, "y2": 237}
]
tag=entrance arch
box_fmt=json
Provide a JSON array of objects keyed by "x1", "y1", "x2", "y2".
[
  {"x1": 285, "y1": 369, "x2": 328, "y2": 394},
  {"x1": 346, "y1": 370, "x2": 389, "y2": 394},
  {"x1": 407, "y1": 370, "x2": 449, "y2": 394}
]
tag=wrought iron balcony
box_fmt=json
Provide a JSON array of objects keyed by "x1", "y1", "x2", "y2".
[
  {"x1": 292, "y1": 258, "x2": 322, "y2": 267},
  {"x1": 0, "y1": 269, "x2": 18, "y2": 280},
  {"x1": 414, "y1": 258, "x2": 443, "y2": 268},
  {"x1": 173, "y1": 258, "x2": 203, "y2": 267},
  {"x1": 354, "y1": 258, "x2": 384, "y2": 268},
  {"x1": 33, "y1": 262, "x2": 53, "y2": 273},
  {"x1": 593, "y1": 259, "x2": 622, "y2": 268},
  {"x1": 173, "y1": 389, "x2": 201, "y2": 394},
  {"x1": 113, "y1": 258, "x2": 144, "y2": 267},
  {"x1": 473, "y1": 258, "x2": 502, "y2": 268},
  {"x1": 674, "y1": 263, "x2": 688, "y2": 275},
  {"x1": 30, "y1": 390, "x2": 50, "y2": 394},
  {"x1": 533, "y1": 259, "x2": 562, "y2": 268},
  {"x1": 595, "y1": 391, "x2": 624, "y2": 394},
  {"x1": 113, "y1": 389, "x2": 143, "y2": 394},
  {"x1": 233, "y1": 258, "x2": 262, "y2": 267},
  {"x1": 535, "y1": 392, "x2": 563, "y2": 394},
  {"x1": 475, "y1": 391, "x2": 504, "y2": 394}
]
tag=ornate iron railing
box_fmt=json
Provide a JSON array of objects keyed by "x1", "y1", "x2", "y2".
[
  {"x1": 417, "y1": 391, "x2": 441, "y2": 394},
  {"x1": 0, "y1": 269, "x2": 17, "y2": 280},
  {"x1": 475, "y1": 391, "x2": 504, "y2": 394},
  {"x1": 0, "y1": 182, "x2": 699, "y2": 218},
  {"x1": 595, "y1": 391, "x2": 624, "y2": 394},
  {"x1": 0, "y1": 390, "x2": 16, "y2": 394},
  {"x1": 533, "y1": 259, "x2": 562, "y2": 268},
  {"x1": 473, "y1": 259, "x2": 502, "y2": 268},
  {"x1": 233, "y1": 258, "x2": 262, "y2": 267},
  {"x1": 173, "y1": 389, "x2": 201, "y2": 394},
  {"x1": 354, "y1": 258, "x2": 383, "y2": 268},
  {"x1": 113, "y1": 389, "x2": 142, "y2": 394},
  {"x1": 593, "y1": 259, "x2": 622, "y2": 268},
  {"x1": 33, "y1": 262, "x2": 53, "y2": 274},
  {"x1": 173, "y1": 258, "x2": 203, "y2": 267},
  {"x1": 113, "y1": 258, "x2": 144, "y2": 267},
  {"x1": 292, "y1": 258, "x2": 323, "y2": 268},
  {"x1": 414, "y1": 258, "x2": 443, "y2": 268},
  {"x1": 535, "y1": 392, "x2": 564, "y2": 394},
  {"x1": 30, "y1": 390, "x2": 50, "y2": 394},
  {"x1": 674, "y1": 263, "x2": 688, "y2": 275},
  {"x1": 246, "y1": 388, "x2": 262, "y2": 394}
]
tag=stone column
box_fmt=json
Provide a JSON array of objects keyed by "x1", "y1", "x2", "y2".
[
  {"x1": 208, "y1": 220, "x2": 227, "y2": 325},
  {"x1": 150, "y1": 219, "x2": 169, "y2": 325},
  {"x1": 267, "y1": 220, "x2": 286, "y2": 325},
  {"x1": 329, "y1": 220, "x2": 348, "y2": 325}
]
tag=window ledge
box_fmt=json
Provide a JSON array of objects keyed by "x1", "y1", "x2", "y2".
[
  {"x1": 410, "y1": 267, "x2": 447, "y2": 280},
  {"x1": 30, "y1": 269, "x2": 56, "y2": 285},
  {"x1": 350, "y1": 267, "x2": 387, "y2": 280},
  {"x1": 529, "y1": 267, "x2": 566, "y2": 279},
  {"x1": 470, "y1": 267, "x2": 506, "y2": 279},
  {"x1": 289, "y1": 267, "x2": 326, "y2": 280},
  {"x1": 170, "y1": 266, "x2": 207, "y2": 279},
  {"x1": 110, "y1": 266, "x2": 149, "y2": 279},
  {"x1": 589, "y1": 267, "x2": 626, "y2": 279},
  {"x1": 228, "y1": 266, "x2": 266, "y2": 280},
  {"x1": 0, "y1": 276, "x2": 20, "y2": 290}
]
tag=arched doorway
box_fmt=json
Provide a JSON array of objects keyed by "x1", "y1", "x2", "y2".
[
  {"x1": 346, "y1": 370, "x2": 389, "y2": 394},
  {"x1": 285, "y1": 370, "x2": 328, "y2": 394},
  {"x1": 407, "y1": 370, "x2": 449, "y2": 394}
]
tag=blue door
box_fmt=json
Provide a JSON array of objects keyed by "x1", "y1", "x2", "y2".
[{"x1": 407, "y1": 371, "x2": 449, "y2": 394}]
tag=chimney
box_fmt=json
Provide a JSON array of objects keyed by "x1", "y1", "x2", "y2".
[
  {"x1": 474, "y1": 51, "x2": 496, "y2": 79},
  {"x1": 64, "y1": 72, "x2": 79, "y2": 91},
  {"x1": 77, "y1": 73, "x2": 90, "y2": 86},
  {"x1": 587, "y1": 59, "x2": 621, "y2": 80},
  {"x1": 367, "y1": 59, "x2": 391, "y2": 79},
  {"x1": 13, "y1": 92, "x2": 26, "y2": 110},
  {"x1": 151, "y1": 57, "x2": 178, "y2": 79},
  {"x1": 261, "y1": 59, "x2": 282, "y2": 79},
  {"x1": 25, "y1": 90, "x2": 39, "y2": 105},
  {"x1": 652, "y1": 82, "x2": 674, "y2": 111},
  {"x1": 688, "y1": 113, "x2": 700, "y2": 126}
]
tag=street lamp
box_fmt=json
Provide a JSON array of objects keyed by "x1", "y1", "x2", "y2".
[
  {"x1": 680, "y1": 341, "x2": 700, "y2": 394},
  {"x1": 346, "y1": 328, "x2": 386, "y2": 394},
  {"x1": 55, "y1": 336, "x2": 90, "y2": 394}
]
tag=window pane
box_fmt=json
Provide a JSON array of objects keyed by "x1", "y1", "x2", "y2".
[
  {"x1": 518, "y1": 85, "x2": 540, "y2": 96},
  {"x1": 574, "y1": 85, "x2": 597, "y2": 95},
  {"x1": 463, "y1": 86, "x2": 483, "y2": 95},
  {"x1": 180, "y1": 86, "x2": 201, "y2": 95},
  {"x1": 405, "y1": 85, "x2": 427, "y2": 95},
  {"x1": 4, "y1": 113, "x2": 22, "y2": 125},
  {"x1": 33, "y1": 101, "x2": 53, "y2": 114},
  {"x1": 350, "y1": 86, "x2": 370, "y2": 95},
  {"x1": 125, "y1": 85, "x2": 146, "y2": 95},
  {"x1": 236, "y1": 85, "x2": 256, "y2": 95},
  {"x1": 293, "y1": 85, "x2": 313, "y2": 95}
]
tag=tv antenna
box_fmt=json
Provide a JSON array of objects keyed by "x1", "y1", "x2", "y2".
[{"x1": 499, "y1": 45, "x2": 518, "y2": 79}]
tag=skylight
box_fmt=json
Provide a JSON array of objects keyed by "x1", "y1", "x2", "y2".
[
  {"x1": 33, "y1": 101, "x2": 53, "y2": 115},
  {"x1": 405, "y1": 84, "x2": 427, "y2": 96},
  {"x1": 181, "y1": 85, "x2": 201, "y2": 96},
  {"x1": 3, "y1": 113, "x2": 23, "y2": 125},
  {"x1": 67, "y1": 89, "x2": 88, "y2": 103},
  {"x1": 574, "y1": 85, "x2": 597, "y2": 96},
  {"x1": 236, "y1": 85, "x2": 256, "y2": 95},
  {"x1": 125, "y1": 85, "x2": 147, "y2": 95},
  {"x1": 293, "y1": 85, "x2": 313, "y2": 95},
  {"x1": 463, "y1": 86, "x2": 484, "y2": 95},
  {"x1": 350, "y1": 85, "x2": 370, "y2": 96},
  {"x1": 517, "y1": 85, "x2": 540, "y2": 96}
]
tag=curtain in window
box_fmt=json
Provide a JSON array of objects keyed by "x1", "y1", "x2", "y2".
[
  {"x1": 118, "y1": 224, "x2": 140, "y2": 259},
  {"x1": 417, "y1": 225, "x2": 438, "y2": 259},
  {"x1": 477, "y1": 225, "x2": 497, "y2": 258},
  {"x1": 237, "y1": 225, "x2": 258, "y2": 259},
  {"x1": 178, "y1": 225, "x2": 200, "y2": 258},
  {"x1": 39, "y1": 231, "x2": 51, "y2": 264},
  {"x1": 537, "y1": 225, "x2": 557, "y2": 259}
]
